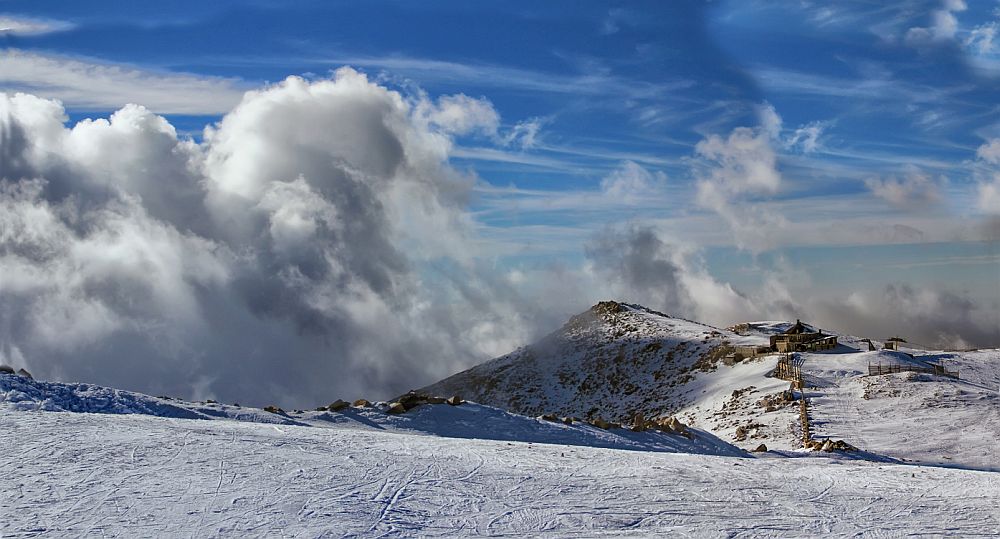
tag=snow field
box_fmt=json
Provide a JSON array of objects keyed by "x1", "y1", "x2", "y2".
[{"x1": 3, "y1": 410, "x2": 998, "y2": 537}]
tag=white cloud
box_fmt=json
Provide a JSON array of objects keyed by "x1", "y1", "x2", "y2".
[
  {"x1": 0, "y1": 15, "x2": 73, "y2": 35},
  {"x1": 0, "y1": 71, "x2": 556, "y2": 406},
  {"x1": 756, "y1": 102, "x2": 783, "y2": 141},
  {"x1": 416, "y1": 93, "x2": 500, "y2": 136},
  {"x1": 974, "y1": 139, "x2": 1000, "y2": 213},
  {"x1": 0, "y1": 49, "x2": 248, "y2": 114},
  {"x1": 976, "y1": 138, "x2": 1000, "y2": 164},
  {"x1": 599, "y1": 161, "x2": 667, "y2": 203},
  {"x1": 693, "y1": 107, "x2": 785, "y2": 252},
  {"x1": 978, "y1": 176, "x2": 1000, "y2": 213},
  {"x1": 864, "y1": 168, "x2": 944, "y2": 209},
  {"x1": 501, "y1": 117, "x2": 546, "y2": 149},
  {"x1": 786, "y1": 122, "x2": 825, "y2": 153},
  {"x1": 905, "y1": 0, "x2": 967, "y2": 44}
]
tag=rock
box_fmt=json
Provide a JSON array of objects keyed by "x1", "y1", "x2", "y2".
[
  {"x1": 561, "y1": 417, "x2": 573, "y2": 425},
  {"x1": 830, "y1": 439, "x2": 858, "y2": 452},
  {"x1": 352, "y1": 399, "x2": 371, "y2": 407},
  {"x1": 426, "y1": 396, "x2": 446, "y2": 404},
  {"x1": 667, "y1": 416, "x2": 687, "y2": 433},
  {"x1": 539, "y1": 413, "x2": 559, "y2": 422},
  {"x1": 314, "y1": 406, "x2": 328, "y2": 411},
  {"x1": 386, "y1": 402, "x2": 406, "y2": 414},
  {"x1": 263, "y1": 405, "x2": 284, "y2": 414},
  {"x1": 753, "y1": 443, "x2": 768, "y2": 452},
  {"x1": 631, "y1": 412, "x2": 646, "y2": 432},
  {"x1": 397, "y1": 391, "x2": 428, "y2": 410},
  {"x1": 820, "y1": 439, "x2": 835, "y2": 452},
  {"x1": 328, "y1": 399, "x2": 350, "y2": 411},
  {"x1": 590, "y1": 418, "x2": 612, "y2": 429},
  {"x1": 446, "y1": 395, "x2": 463, "y2": 406},
  {"x1": 15, "y1": 368, "x2": 32, "y2": 379},
  {"x1": 0, "y1": 365, "x2": 14, "y2": 374}
]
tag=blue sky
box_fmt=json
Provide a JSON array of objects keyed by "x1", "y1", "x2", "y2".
[{"x1": 1, "y1": 0, "x2": 999, "y2": 355}]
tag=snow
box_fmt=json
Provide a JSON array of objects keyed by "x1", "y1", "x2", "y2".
[
  {"x1": 802, "y1": 349, "x2": 1000, "y2": 472},
  {"x1": 3, "y1": 408, "x2": 999, "y2": 537},
  {"x1": 0, "y1": 373, "x2": 743, "y2": 457}
]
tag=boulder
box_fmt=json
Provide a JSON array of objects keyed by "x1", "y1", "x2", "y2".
[
  {"x1": 753, "y1": 443, "x2": 768, "y2": 452},
  {"x1": 386, "y1": 402, "x2": 406, "y2": 414},
  {"x1": 0, "y1": 365, "x2": 14, "y2": 374},
  {"x1": 328, "y1": 399, "x2": 350, "y2": 411},
  {"x1": 539, "y1": 414, "x2": 559, "y2": 422},
  {"x1": 820, "y1": 439, "x2": 835, "y2": 452},
  {"x1": 16, "y1": 368, "x2": 33, "y2": 379},
  {"x1": 397, "y1": 391, "x2": 428, "y2": 410},
  {"x1": 426, "y1": 396, "x2": 446, "y2": 404},
  {"x1": 352, "y1": 399, "x2": 371, "y2": 407},
  {"x1": 561, "y1": 417, "x2": 574, "y2": 425},
  {"x1": 314, "y1": 406, "x2": 328, "y2": 411},
  {"x1": 263, "y1": 405, "x2": 284, "y2": 414},
  {"x1": 446, "y1": 395, "x2": 463, "y2": 406},
  {"x1": 667, "y1": 416, "x2": 687, "y2": 433}
]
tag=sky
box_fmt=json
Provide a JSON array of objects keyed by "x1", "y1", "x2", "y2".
[{"x1": 1, "y1": 1, "x2": 998, "y2": 406}]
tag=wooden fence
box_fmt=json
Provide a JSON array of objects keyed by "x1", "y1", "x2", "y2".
[
  {"x1": 774, "y1": 354, "x2": 805, "y2": 390},
  {"x1": 868, "y1": 362, "x2": 959, "y2": 379}
]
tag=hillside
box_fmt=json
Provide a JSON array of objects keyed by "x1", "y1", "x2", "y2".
[
  {"x1": 0, "y1": 371, "x2": 743, "y2": 457},
  {"x1": 425, "y1": 301, "x2": 1000, "y2": 460},
  {"x1": 423, "y1": 301, "x2": 768, "y2": 422}
]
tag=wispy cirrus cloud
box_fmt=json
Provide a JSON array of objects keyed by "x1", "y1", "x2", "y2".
[
  {"x1": 0, "y1": 49, "x2": 249, "y2": 114},
  {"x1": 0, "y1": 14, "x2": 73, "y2": 36}
]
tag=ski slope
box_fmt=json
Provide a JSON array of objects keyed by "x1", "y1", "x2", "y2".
[
  {"x1": 803, "y1": 349, "x2": 1000, "y2": 472},
  {"x1": 3, "y1": 408, "x2": 999, "y2": 537}
]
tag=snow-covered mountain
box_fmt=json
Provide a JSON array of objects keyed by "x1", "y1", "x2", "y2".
[
  {"x1": 425, "y1": 301, "x2": 1000, "y2": 464},
  {"x1": 423, "y1": 301, "x2": 760, "y2": 422},
  {"x1": 423, "y1": 301, "x2": 798, "y2": 445}
]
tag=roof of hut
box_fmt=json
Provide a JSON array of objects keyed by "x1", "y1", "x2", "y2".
[{"x1": 784, "y1": 319, "x2": 810, "y2": 335}]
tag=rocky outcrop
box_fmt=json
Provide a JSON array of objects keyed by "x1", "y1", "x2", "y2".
[{"x1": 328, "y1": 399, "x2": 350, "y2": 411}]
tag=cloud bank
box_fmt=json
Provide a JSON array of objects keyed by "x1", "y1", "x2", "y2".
[{"x1": 0, "y1": 69, "x2": 549, "y2": 406}]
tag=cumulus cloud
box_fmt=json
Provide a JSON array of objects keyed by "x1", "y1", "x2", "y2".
[
  {"x1": 584, "y1": 225, "x2": 757, "y2": 326},
  {"x1": 0, "y1": 70, "x2": 554, "y2": 406},
  {"x1": 864, "y1": 168, "x2": 945, "y2": 209},
  {"x1": 693, "y1": 106, "x2": 786, "y2": 252},
  {"x1": 976, "y1": 138, "x2": 1000, "y2": 164},
  {"x1": 0, "y1": 49, "x2": 247, "y2": 114},
  {"x1": 905, "y1": 0, "x2": 967, "y2": 45},
  {"x1": 416, "y1": 93, "x2": 500, "y2": 136},
  {"x1": 598, "y1": 161, "x2": 666, "y2": 203}
]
